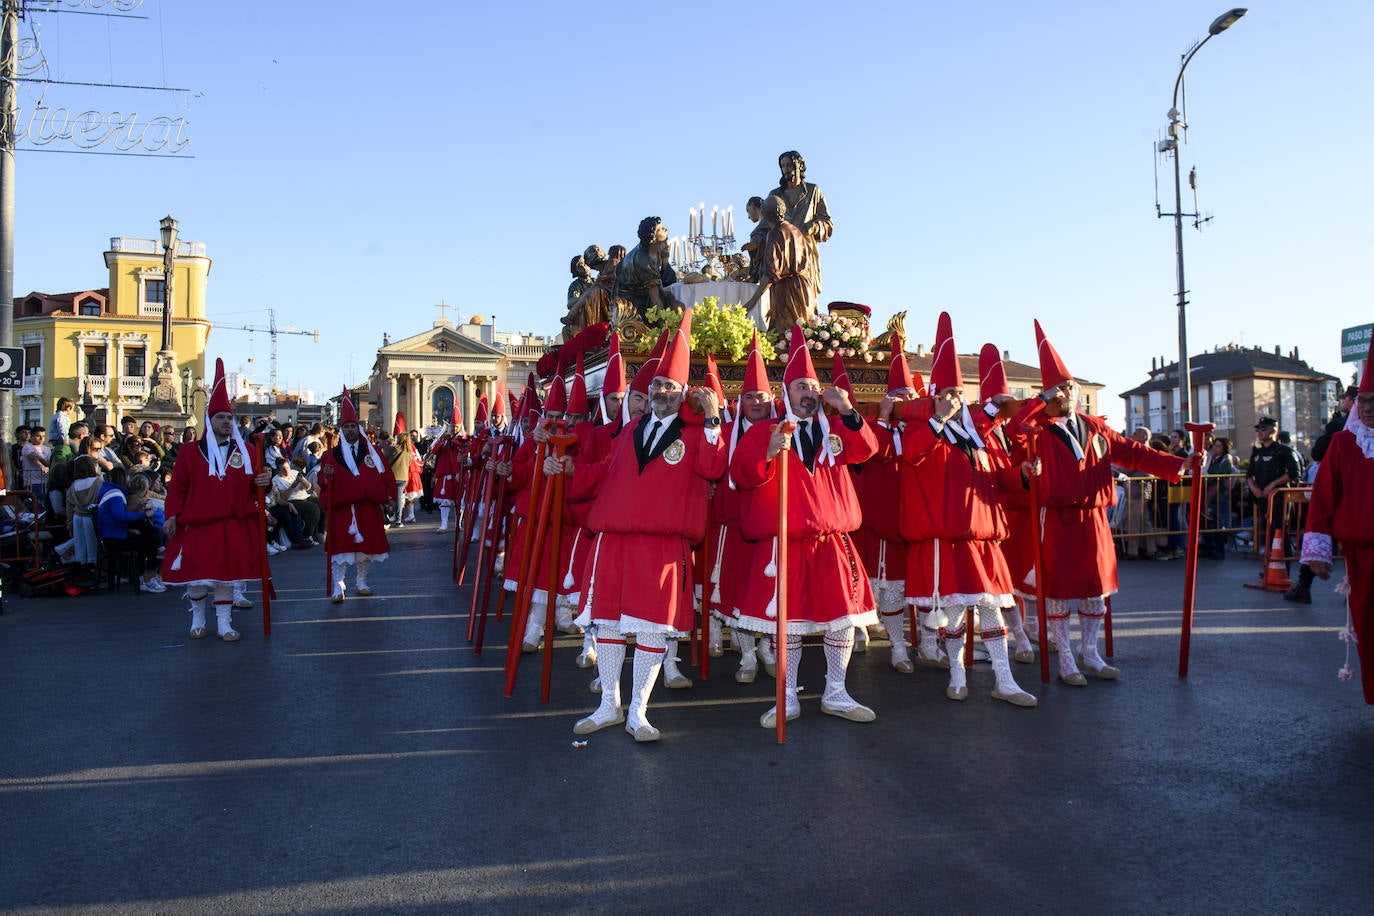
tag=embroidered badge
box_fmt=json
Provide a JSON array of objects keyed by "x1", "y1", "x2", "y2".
[
  {"x1": 663, "y1": 439, "x2": 685, "y2": 465},
  {"x1": 828, "y1": 434, "x2": 843, "y2": 457},
  {"x1": 228, "y1": 451, "x2": 244, "y2": 469},
  {"x1": 363, "y1": 455, "x2": 376, "y2": 469}
]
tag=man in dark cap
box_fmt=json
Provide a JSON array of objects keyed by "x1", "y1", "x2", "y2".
[{"x1": 1246, "y1": 416, "x2": 1301, "y2": 563}]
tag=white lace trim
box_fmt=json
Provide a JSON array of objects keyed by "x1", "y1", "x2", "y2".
[
  {"x1": 732, "y1": 609, "x2": 878, "y2": 636},
  {"x1": 329, "y1": 551, "x2": 389, "y2": 565},
  {"x1": 1347, "y1": 412, "x2": 1374, "y2": 459},
  {"x1": 1300, "y1": 532, "x2": 1333, "y2": 567}
]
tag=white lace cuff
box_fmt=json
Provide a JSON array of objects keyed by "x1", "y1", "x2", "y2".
[{"x1": 1300, "y1": 532, "x2": 1333, "y2": 566}]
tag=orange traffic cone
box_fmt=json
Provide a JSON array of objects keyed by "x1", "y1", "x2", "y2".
[{"x1": 1245, "y1": 529, "x2": 1293, "y2": 592}]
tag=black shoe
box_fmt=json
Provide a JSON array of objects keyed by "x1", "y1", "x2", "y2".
[{"x1": 1282, "y1": 586, "x2": 1311, "y2": 604}]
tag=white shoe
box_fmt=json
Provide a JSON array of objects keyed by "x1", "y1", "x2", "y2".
[
  {"x1": 233, "y1": 596, "x2": 252, "y2": 610},
  {"x1": 759, "y1": 697, "x2": 801, "y2": 728},
  {"x1": 435, "y1": 526, "x2": 450, "y2": 534}
]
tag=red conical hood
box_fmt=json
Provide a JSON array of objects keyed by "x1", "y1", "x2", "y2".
[
  {"x1": 630, "y1": 329, "x2": 670, "y2": 395},
  {"x1": 979, "y1": 343, "x2": 1010, "y2": 402},
  {"x1": 783, "y1": 324, "x2": 818, "y2": 389},
  {"x1": 475, "y1": 394, "x2": 489, "y2": 425},
  {"x1": 491, "y1": 384, "x2": 507, "y2": 419},
  {"x1": 743, "y1": 330, "x2": 771, "y2": 395},
  {"x1": 1360, "y1": 337, "x2": 1373, "y2": 394},
  {"x1": 393, "y1": 411, "x2": 407, "y2": 437},
  {"x1": 658, "y1": 308, "x2": 693, "y2": 387},
  {"x1": 929, "y1": 311, "x2": 960, "y2": 393},
  {"x1": 568, "y1": 355, "x2": 589, "y2": 415},
  {"x1": 1034, "y1": 319, "x2": 1073, "y2": 391},
  {"x1": 451, "y1": 401, "x2": 463, "y2": 431},
  {"x1": 544, "y1": 376, "x2": 567, "y2": 414},
  {"x1": 886, "y1": 332, "x2": 914, "y2": 394},
  {"x1": 832, "y1": 351, "x2": 855, "y2": 402},
  {"x1": 704, "y1": 353, "x2": 726, "y2": 406},
  {"x1": 602, "y1": 334, "x2": 626, "y2": 395},
  {"x1": 206, "y1": 358, "x2": 232, "y2": 416},
  {"x1": 339, "y1": 385, "x2": 358, "y2": 425}
]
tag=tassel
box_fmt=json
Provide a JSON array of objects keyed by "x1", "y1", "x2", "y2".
[
  {"x1": 561, "y1": 528, "x2": 581, "y2": 589},
  {"x1": 764, "y1": 537, "x2": 777, "y2": 578},
  {"x1": 1338, "y1": 606, "x2": 1358, "y2": 683},
  {"x1": 349, "y1": 506, "x2": 363, "y2": 544},
  {"x1": 171, "y1": 548, "x2": 183, "y2": 571}
]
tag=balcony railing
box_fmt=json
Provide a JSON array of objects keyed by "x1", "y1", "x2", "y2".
[
  {"x1": 19, "y1": 374, "x2": 42, "y2": 396},
  {"x1": 119, "y1": 376, "x2": 150, "y2": 398},
  {"x1": 85, "y1": 377, "x2": 110, "y2": 397}
]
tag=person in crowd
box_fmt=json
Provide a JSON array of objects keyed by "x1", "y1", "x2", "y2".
[
  {"x1": 64, "y1": 455, "x2": 102, "y2": 569},
  {"x1": 20, "y1": 427, "x2": 51, "y2": 507},
  {"x1": 48, "y1": 397, "x2": 76, "y2": 447},
  {"x1": 1200, "y1": 437, "x2": 1237, "y2": 559},
  {"x1": 96, "y1": 465, "x2": 165, "y2": 593}
]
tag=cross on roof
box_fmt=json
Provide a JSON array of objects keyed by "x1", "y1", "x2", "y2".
[{"x1": 435, "y1": 299, "x2": 453, "y2": 320}]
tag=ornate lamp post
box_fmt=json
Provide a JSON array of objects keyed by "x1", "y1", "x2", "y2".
[
  {"x1": 143, "y1": 215, "x2": 186, "y2": 418},
  {"x1": 1158, "y1": 8, "x2": 1246, "y2": 424}
]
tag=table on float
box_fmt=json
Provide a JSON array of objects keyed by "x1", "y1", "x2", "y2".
[{"x1": 666, "y1": 280, "x2": 768, "y2": 330}]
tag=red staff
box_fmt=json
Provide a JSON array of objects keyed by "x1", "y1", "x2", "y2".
[
  {"x1": 1024, "y1": 426, "x2": 1051, "y2": 685},
  {"x1": 473, "y1": 438, "x2": 515, "y2": 653},
  {"x1": 321, "y1": 429, "x2": 337, "y2": 598},
  {"x1": 774, "y1": 419, "x2": 796, "y2": 745},
  {"x1": 464, "y1": 438, "x2": 499, "y2": 642},
  {"x1": 250, "y1": 433, "x2": 276, "y2": 635},
  {"x1": 453, "y1": 437, "x2": 485, "y2": 583},
  {"x1": 697, "y1": 494, "x2": 713, "y2": 680},
  {"x1": 504, "y1": 425, "x2": 556, "y2": 696},
  {"x1": 470, "y1": 436, "x2": 512, "y2": 650},
  {"x1": 1178, "y1": 421, "x2": 1214, "y2": 677},
  {"x1": 537, "y1": 427, "x2": 578, "y2": 702}
]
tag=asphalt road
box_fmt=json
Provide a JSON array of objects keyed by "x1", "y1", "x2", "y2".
[{"x1": 1, "y1": 514, "x2": 1371, "y2": 914}]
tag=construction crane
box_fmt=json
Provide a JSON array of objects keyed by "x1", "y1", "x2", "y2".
[{"x1": 214, "y1": 308, "x2": 320, "y2": 392}]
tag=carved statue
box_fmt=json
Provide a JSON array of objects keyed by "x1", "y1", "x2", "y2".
[
  {"x1": 561, "y1": 244, "x2": 624, "y2": 337},
  {"x1": 613, "y1": 216, "x2": 680, "y2": 319},
  {"x1": 567, "y1": 256, "x2": 593, "y2": 306},
  {"x1": 740, "y1": 195, "x2": 768, "y2": 283},
  {"x1": 768, "y1": 150, "x2": 833, "y2": 295},
  {"x1": 870, "y1": 311, "x2": 908, "y2": 352},
  {"x1": 744, "y1": 195, "x2": 817, "y2": 333}
]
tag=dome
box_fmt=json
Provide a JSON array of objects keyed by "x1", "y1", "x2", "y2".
[{"x1": 469, "y1": 315, "x2": 486, "y2": 326}]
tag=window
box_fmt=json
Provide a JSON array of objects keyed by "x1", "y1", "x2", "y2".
[
  {"x1": 23, "y1": 345, "x2": 40, "y2": 375},
  {"x1": 84, "y1": 344, "x2": 107, "y2": 377},
  {"x1": 124, "y1": 347, "x2": 146, "y2": 377},
  {"x1": 79, "y1": 300, "x2": 102, "y2": 317},
  {"x1": 144, "y1": 279, "x2": 166, "y2": 305},
  {"x1": 23, "y1": 409, "x2": 40, "y2": 426},
  {"x1": 436, "y1": 340, "x2": 448, "y2": 353}
]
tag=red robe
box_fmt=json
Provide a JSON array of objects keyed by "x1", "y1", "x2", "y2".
[
  {"x1": 706, "y1": 418, "x2": 757, "y2": 619},
  {"x1": 570, "y1": 414, "x2": 725, "y2": 633},
  {"x1": 1302, "y1": 428, "x2": 1374, "y2": 703},
  {"x1": 319, "y1": 441, "x2": 392, "y2": 559},
  {"x1": 559, "y1": 419, "x2": 616, "y2": 600},
  {"x1": 161, "y1": 439, "x2": 263, "y2": 586},
  {"x1": 853, "y1": 421, "x2": 908, "y2": 586},
  {"x1": 899, "y1": 414, "x2": 1021, "y2": 609},
  {"x1": 503, "y1": 431, "x2": 578, "y2": 601},
  {"x1": 731, "y1": 412, "x2": 877, "y2": 633},
  {"x1": 1031, "y1": 413, "x2": 1185, "y2": 600},
  {"x1": 431, "y1": 436, "x2": 463, "y2": 503}
]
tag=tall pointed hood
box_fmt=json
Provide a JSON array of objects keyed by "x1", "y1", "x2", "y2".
[
  {"x1": 978, "y1": 343, "x2": 1010, "y2": 402},
  {"x1": 630, "y1": 329, "x2": 670, "y2": 396},
  {"x1": 782, "y1": 324, "x2": 818, "y2": 390},
  {"x1": 743, "y1": 330, "x2": 771, "y2": 395},
  {"x1": 658, "y1": 308, "x2": 693, "y2": 387},
  {"x1": 474, "y1": 393, "x2": 489, "y2": 427},
  {"x1": 1034, "y1": 319, "x2": 1073, "y2": 391},
  {"x1": 886, "y1": 331, "x2": 914, "y2": 394},
  {"x1": 544, "y1": 375, "x2": 568, "y2": 414},
  {"x1": 831, "y1": 351, "x2": 855, "y2": 403},
  {"x1": 704, "y1": 353, "x2": 726, "y2": 407},
  {"x1": 568, "y1": 355, "x2": 589, "y2": 416},
  {"x1": 206, "y1": 358, "x2": 232, "y2": 417},
  {"x1": 339, "y1": 385, "x2": 358, "y2": 425},
  {"x1": 393, "y1": 411, "x2": 407, "y2": 437},
  {"x1": 928, "y1": 311, "x2": 960, "y2": 393},
  {"x1": 602, "y1": 334, "x2": 626, "y2": 395}
]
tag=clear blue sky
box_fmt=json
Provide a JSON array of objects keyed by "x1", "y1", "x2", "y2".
[{"x1": 13, "y1": 1, "x2": 1372, "y2": 429}]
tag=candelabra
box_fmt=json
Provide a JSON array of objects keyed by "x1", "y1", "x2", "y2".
[{"x1": 673, "y1": 201, "x2": 737, "y2": 276}]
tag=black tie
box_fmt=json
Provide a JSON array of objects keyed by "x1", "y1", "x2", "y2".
[
  {"x1": 801, "y1": 420, "x2": 820, "y2": 471},
  {"x1": 645, "y1": 420, "x2": 662, "y2": 452}
]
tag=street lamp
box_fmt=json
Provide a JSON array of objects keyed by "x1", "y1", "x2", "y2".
[
  {"x1": 158, "y1": 215, "x2": 178, "y2": 357},
  {"x1": 1158, "y1": 8, "x2": 1246, "y2": 425}
]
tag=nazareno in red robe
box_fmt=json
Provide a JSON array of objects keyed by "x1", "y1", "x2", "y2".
[
  {"x1": 319, "y1": 442, "x2": 392, "y2": 561},
  {"x1": 730, "y1": 412, "x2": 878, "y2": 635},
  {"x1": 899, "y1": 413, "x2": 1023, "y2": 613},
  {"x1": 161, "y1": 438, "x2": 263, "y2": 586},
  {"x1": 1301, "y1": 427, "x2": 1374, "y2": 704},
  {"x1": 570, "y1": 413, "x2": 725, "y2": 634},
  {"x1": 1029, "y1": 412, "x2": 1186, "y2": 601}
]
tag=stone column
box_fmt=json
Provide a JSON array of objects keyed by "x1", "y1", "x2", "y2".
[
  {"x1": 387, "y1": 373, "x2": 398, "y2": 429},
  {"x1": 462, "y1": 375, "x2": 475, "y2": 434}
]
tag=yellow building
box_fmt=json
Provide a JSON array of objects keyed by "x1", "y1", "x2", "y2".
[{"x1": 11, "y1": 233, "x2": 212, "y2": 428}]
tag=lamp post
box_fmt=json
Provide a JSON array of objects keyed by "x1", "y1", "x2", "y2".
[
  {"x1": 143, "y1": 215, "x2": 186, "y2": 419},
  {"x1": 1158, "y1": 8, "x2": 1246, "y2": 424}
]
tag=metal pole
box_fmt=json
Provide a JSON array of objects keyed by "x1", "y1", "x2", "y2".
[{"x1": 1, "y1": 0, "x2": 19, "y2": 484}]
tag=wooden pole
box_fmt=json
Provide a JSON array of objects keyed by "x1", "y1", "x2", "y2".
[
  {"x1": 1025, "y1": 429, "x2": 1051, "y2": 684},
  {"x1": 1178, "y1": 421, "x2": 1214, "y2": 677},
  {"x1": 775, "y1": 420, "x2": 795, "y2": 745}
]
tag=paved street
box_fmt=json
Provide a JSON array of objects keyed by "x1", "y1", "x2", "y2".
[{"x1": 2, "y1": 516, "x2": 1371, "y2": 914}]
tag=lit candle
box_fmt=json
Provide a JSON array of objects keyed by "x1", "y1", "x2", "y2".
[
  {"x1": 699, "y1": 202, "x2": 705, "y2": 234},
  {"x1": 727, "y1": 205, "x2": 734, "y2": 236},
  {"x1": 712, "y1": 205, "x2": 718, "y2": 236},
  {"x1": 688, "y1": 208, "x2": 695, "y2": 238}
]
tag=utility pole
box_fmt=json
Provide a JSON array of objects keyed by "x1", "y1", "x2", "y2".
[{"x1": 1, "y1": 0, "x2": 18, "y2": 484}]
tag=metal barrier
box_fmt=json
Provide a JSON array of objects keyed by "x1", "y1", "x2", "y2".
[{"x1": 1111, "y1": 472, "x2": 1247, "y2": 558}]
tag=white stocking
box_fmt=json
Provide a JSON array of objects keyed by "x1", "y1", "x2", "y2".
[
  {"x1": 188, "y1": 587, "x2": 208, "y2": 634},
  {"x1": 944, "y1": 631, "x2": 968, "y2": 691},
  {"x1": 763, "y1": 635, "x2": 803, "y2": 724},
  {"x1": 1005, "y1": 601, "x2": 1033, "y2": 654},
  {"x1": 355, "y1": 555, "x2": 372, "y2": 590},
  {"x1": 821, "y1": 631, "x2": 861, "y2": 709},
  {"x1": 522, "y1": 597, "x2": 547, "y2": 650},
  {"x1": 735, "y1": 630, "x2": 757, "y2": 668},
  {"x1": 330, "y1": 558, "x2": 347, "y2": 597},
  {"x1": 881, "y1": 609, "x2": 910, "y2": 664},
  {"x1": 1051, "y1": 616, "x2": 1080, "y2": 677},
  {"x1": 590, "y1": 637, "x2": 624, "y2": 718},
  {"x1": 708, "y1": 616, "x2": 723, "y2": 654},
  {"x1": 916, "y1": 609, "x2": 942, "y2": 660},
  {"x1": 439, "y1": 505, "x2": 451, "y2": 530},
  {"x1": 662, "y1": 638, "x2": 691, "y2": 688},
  {"x1": 1079, "y1": 613, "x2": 1106, "y2": 669},
  {"x1": 628, "y1": 633, "x2": 666, "y2": 732}
]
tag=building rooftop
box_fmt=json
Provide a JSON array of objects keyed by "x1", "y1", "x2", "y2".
[{"x1": 1119, "y1": 345, "x2": 1338, "y2": 397}]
